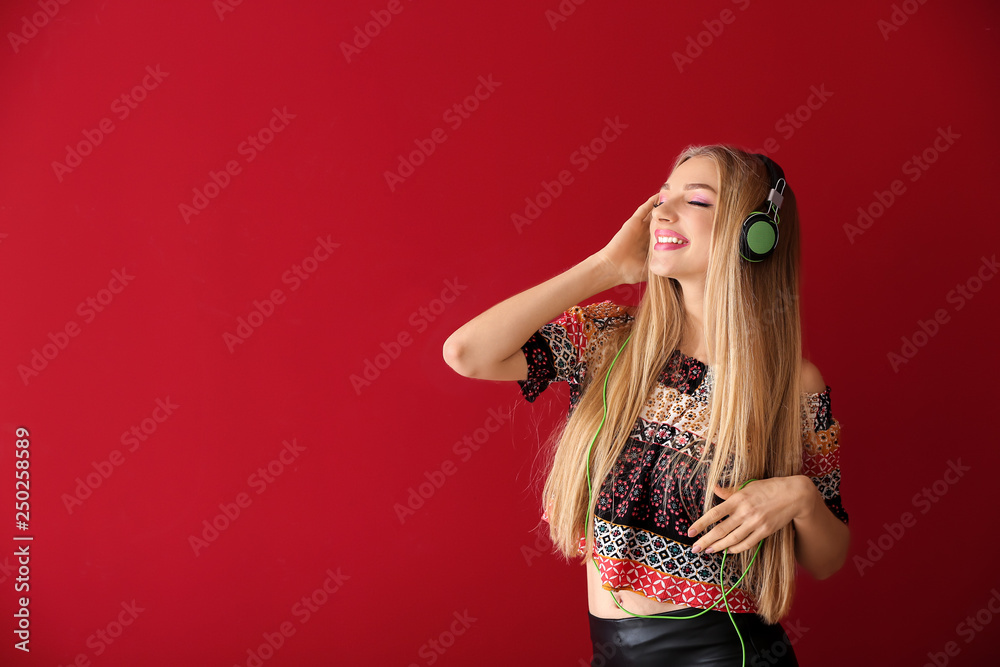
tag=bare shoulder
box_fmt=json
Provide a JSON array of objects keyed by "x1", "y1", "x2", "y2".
[{"x1": 799, "y1": 358, "x2": 827, "y2": 394}]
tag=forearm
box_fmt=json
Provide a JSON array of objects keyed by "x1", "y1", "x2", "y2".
[
  {"x1": 791, "y1": 475, "x2": 850, "y2": 580},
  {"x1": 442, "y1": 254, "x2": 620, "y2": 379}
]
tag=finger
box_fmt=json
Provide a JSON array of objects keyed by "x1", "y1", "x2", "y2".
[
  {"x1": 692, "y1": 517, "x2": 735, "y2": 552},
  {"x1": 688, "y1": 512, "x2": 720, "y2": 538},
  {"x1": 687, "y1": 514, "x2": 710, "y2": 537},
  {"x1": 689, "y1": 499, "x2": 732, "y2": 537},
  {"x1": 726, "y1": 531, "x2": 765, "y2": 556},
  {"x1": 703, "y1": 522, "x2": 755, "y2": 555},
  {"x1": 635, "y1": 193, "x2": 659, "y2": 217}
]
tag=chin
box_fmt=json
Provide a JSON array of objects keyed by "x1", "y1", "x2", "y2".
[{"x1": 647, "y1": 266, "x2": 676, "y2": 280}]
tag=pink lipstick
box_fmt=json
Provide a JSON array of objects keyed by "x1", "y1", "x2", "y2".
[{"x1": 653, "y1": 229, "x2": 690, "y2": 251}]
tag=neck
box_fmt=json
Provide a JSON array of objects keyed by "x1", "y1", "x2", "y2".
[{"x1": 676, "y1": 276, "x2": 708, "y2": 364}]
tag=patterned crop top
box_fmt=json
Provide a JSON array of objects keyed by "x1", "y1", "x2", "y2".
[{"x1": 517, "y1": 300, "x2": 848, "y2": 614}]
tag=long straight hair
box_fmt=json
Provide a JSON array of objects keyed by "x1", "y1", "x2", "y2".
[{"x1": 539, "y1": 144, "x2": 803, "y2": 624}]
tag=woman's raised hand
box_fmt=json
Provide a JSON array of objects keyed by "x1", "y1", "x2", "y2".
[
  {"x1": 443, "y1": 195, "x2": 659, "y2": 381},
  {"x1": 593, "y1": 193, "x2": 658, "y2": 287}
]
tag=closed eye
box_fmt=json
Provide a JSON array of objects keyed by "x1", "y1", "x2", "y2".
[{"x1": 654, "y1": 194, "x2": 714, "y2": 208}]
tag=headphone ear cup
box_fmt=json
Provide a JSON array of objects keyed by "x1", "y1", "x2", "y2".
[{"x1": 739, "y1": 213, "x2": 779, "y2": 262}]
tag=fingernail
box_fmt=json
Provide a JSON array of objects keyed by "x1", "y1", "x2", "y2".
[{"x1": 691, "y1": 544, "x2": 701, "y2": 553}]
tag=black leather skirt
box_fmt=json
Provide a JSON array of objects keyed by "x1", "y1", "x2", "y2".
[{"x1": 588, "y1": 607, "x2": 799, "y2": 667}]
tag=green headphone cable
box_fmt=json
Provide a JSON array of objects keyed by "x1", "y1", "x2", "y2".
[{"x1": 585, "y1": 332, "x2": 764, "y2": 667}]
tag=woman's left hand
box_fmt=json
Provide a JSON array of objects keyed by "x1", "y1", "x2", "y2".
[{"x1": 686, "y1": 476, "x2": 810, "y2": 555}]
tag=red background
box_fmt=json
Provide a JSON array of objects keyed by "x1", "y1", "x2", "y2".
[{"x1": 1, "y1": 0, "x2": 998, "y2": 665}]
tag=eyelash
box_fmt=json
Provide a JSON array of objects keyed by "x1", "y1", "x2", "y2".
[{"x1": 655, "y1": 199, "x2": 712, "y2": 208}]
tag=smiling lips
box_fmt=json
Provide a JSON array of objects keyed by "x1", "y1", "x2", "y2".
[{"x1": 654, "y1": 229, "x2": 690, "y2": 251}]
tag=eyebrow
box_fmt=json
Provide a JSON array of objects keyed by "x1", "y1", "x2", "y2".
[{"x1": 660, "y1": 182, "x2": 718, "y2": 194}]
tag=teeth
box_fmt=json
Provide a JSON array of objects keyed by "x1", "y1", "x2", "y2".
[{"x1": 657, "y1": 236, "x2": 687, "y2": 244}]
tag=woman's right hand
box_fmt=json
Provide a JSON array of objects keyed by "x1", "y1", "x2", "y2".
[{"x1": 592, "y1": 193, "x2": 658, "y2": 287}]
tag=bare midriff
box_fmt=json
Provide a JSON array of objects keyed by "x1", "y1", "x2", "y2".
[{"x1": 586, "y1": 557, "x2": 691, "y2": 619}]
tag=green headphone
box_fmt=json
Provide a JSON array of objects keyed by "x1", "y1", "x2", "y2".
[{"x1": 739, "y1": 154, "x2": 787, "y2": 262}]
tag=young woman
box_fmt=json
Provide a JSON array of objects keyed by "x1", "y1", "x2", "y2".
[{"x1": 443, "y1": 145, "x2": 850, "y2": 666}]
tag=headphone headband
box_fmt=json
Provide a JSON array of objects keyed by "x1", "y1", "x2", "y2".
[{"x1": 753, "y1": 153, "x2": 786, "y2": 214}]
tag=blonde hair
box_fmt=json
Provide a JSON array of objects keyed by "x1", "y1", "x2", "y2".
[{"x1": 539, "y1": 144, "x2": 803, "y2": 624}]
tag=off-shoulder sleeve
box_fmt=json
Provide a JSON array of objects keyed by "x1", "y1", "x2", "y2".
[
  {"x1": 800, "y1": 386, "x2": 849, "y2": 525},
  {"x1": 517, "y1": 300, "x2": 633, "y2": 407}
]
